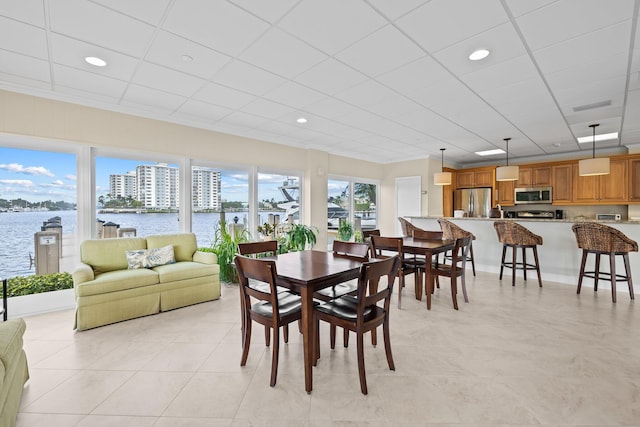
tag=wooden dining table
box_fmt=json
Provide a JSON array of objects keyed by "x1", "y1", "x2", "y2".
[
  {"x1": 402, "y1": 236, "x2": 455, "y2": 309},
  {"x1": 268, "y1": 250, "x2": 364, "y2": 393}
]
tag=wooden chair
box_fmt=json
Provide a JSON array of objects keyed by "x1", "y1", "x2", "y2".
[
  {"x1": 437, "y1": 218, "x2": 476, "y2": 276},
  {"x1": 314, "y1": 256, "x2": 401, "y2": 394},
  {"x1": 234, "y1": 255, "x2": 302, "y2": 387},
  {"x1": 571, "y1": 222, "x2": 638, "y2": 302},
  {"x1": 398, "y1": 217, "x2": 423, "y2": 237},
  {"x1": 370, "y1": 235, "x2": 418, "y2": 309},
  {"x1": 430, "y1": 236, "x2": 472, "y2": 310},
  {"x1": 412, "y1": 229, "x2": 444, "y2": 289},
  {"x1": 493, "y1": 221, "x2": 543, "y2": 287},
  {"x1": 362, "y1": 229, "x2": 380, "y2": 258},
  {"x1": 314, "y1": 241, "x2": 370, "y2": 348}
]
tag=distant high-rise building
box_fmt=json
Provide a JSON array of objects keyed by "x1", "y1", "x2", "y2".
[
  {"x1": 136, "y1": 163, "x2": 179, "y2": 209},
  {"x1": 192, "y1": 168, "x2": 221, "y2": 210},
  {"x1": 109, "y1": 171, "x2": 136, "y2": 199}
]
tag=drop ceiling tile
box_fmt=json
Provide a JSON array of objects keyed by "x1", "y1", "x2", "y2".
[
  {"x1": 242, "y1": 98, "x2": 296, "y2": 120},
  {"x1": 278, "y1": 0, "x2": 387, "y2": 55},
  {"x1": 625, "y1": 90, "x2": 640, "y2": 132},
  {"x1": 366, "y1": 0, "x2": 429, "y2": 21},
  {"x1": 334, "y1": 79, "x2": 398, "y2": 107},
  {"x1": 365, "y1": 95, "x2": 422, "y2": 119},
  {"x1": 173, "y1": 100, "x2": 232, "y2": 123},
  {"x1": 396, "y1": 0, "x2": 508, "y2": 53},
  {"x1": 545, "y1": 52, "x2": 629, "y2": 93},
  {"x1": 214, "y1": 60, "x2": 286, "y2": 96},
  {"x1": 376, "y1": 55, "x2": 451, "y2": 94},
  {"x1": 219, "y1": 111, "x2": 270, "y2": 129},
  {"x1": 146, "y1": 31, "x2": 231, "y2": 79},
  {"x1": 0, "y1": 50, "x2": 50, "y2": 83},
  {"x1": 164, "y1": 0, "x2": 269, "y2": 57},
  {"x1": 50, "y1": 33, "x2": 138, "y2": 81},
  {"x1": 229, "y1": 0, "x2": 298, "y2": 23},
  {"x1": 570, "y1": 117, "x2": 621, "y2": 139},
  {"x1": 410, "y1": 78, "x2": 477, "y2": 108},
  {"x1": 516, "y1": 0, "x2": 634, "y2": 50},
  {"x1": 121, "y1": 85, "x2": 187, "y2": 114},
  {"x1": 239, "y1": 28, "x2": 327, "y2": 79},
  {"x1": 0, "y1": 0, "x2": 45, "y2": 26},
  {"x1": 0, "y1": 16, "x2": 48, "y2": 59},
  {"x1": 0, "y1": 72, "x2": 50, "y2": 90},
  {"x1": 92, "y1": 0, "x2": 171, "y2": 25},
  {"x1": 53, "y1": 64, "x2": 127, "y2": 99},
  {"x1": 555, "y1": 77, "x2": 626, "y2": 115},
  {"x1": 504, "y1": 0, "x2": 557, "y2": 18},
  {"x1": 133, "y1": 62, "x2": 205, "y2": 97},
  {"x1": 264, "y1": 81, "x2": 326, "y2": 108},
  {"x1": 192, "y1": 82, "x2": 255, "y2": 110},
  {"x1": 462, "y1": 55, "x2": 539, "y2": 97},
  {"x1": 336, "y1": 25, "x2": 425, "y2": 77},
  {"x1": 49, "y1": 0, "x2": 156, "y2": 57},
  {"x1": 480, "y1": 76, "x2": 551, "y2": 107},
  {"x1": 294, "y1": 59, "x2": 368, "y2": 95},
  {"x1": 303, "y1": 97, "x2": 362, "y2": 120}
]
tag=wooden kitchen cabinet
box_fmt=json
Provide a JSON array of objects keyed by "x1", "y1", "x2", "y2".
[
  {"x1": 629, "y1": 157, "x2": 640, "y2": 202},
  {"x1": 455, "y1": 169, "x2": 494, "y2": 188},
  {"x1": 572, "y1": 159, "x2": 627, "y2": 203},
  {"x1": 552, "y1": 164, "x2": 572, "y2": 203},
  {"x1": 496, "y1": 179, "x2": 515, "y2": 206},
  {"x1": 518, "y1": 166, "x2": 551, "y2": 187}
]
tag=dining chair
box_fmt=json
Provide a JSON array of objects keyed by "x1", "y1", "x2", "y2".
[
  {"x1": 412, "y1": 229, "x2": 444, "y2": 289},
  {"x1": 314, "y1": 240, "x2": 370, "y2": 348},
  {"x1": 370, "y1": 235, "x2": 417, "y2": 309},
  {"x1": 361, "y1": 229, "x2": 380, "y2": 258},
  {"x1": 234, "y1": 255, "x2": 302, "y2": 387},
  {"x1": 430, "y1": 235, "x2": 472, "y2": 310},
  {"x1": 314, "y1": 255, "x2": 401, "y2": 394}
]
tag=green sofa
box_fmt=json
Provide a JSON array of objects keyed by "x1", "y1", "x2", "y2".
[
  {"x1": 0, "y1": 318, "x2": 29, "y2": 427},
  {"x1": 72, "y1": 233, "x2": 220, "y2": 331}
]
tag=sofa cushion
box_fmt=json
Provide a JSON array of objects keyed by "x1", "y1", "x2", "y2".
[
  {"x1": 152, "y1": 261, "x2": 219, "y2": 283},
  {"x1": 0, "y1": 319, "x2": 26, "y2": 374},
  {"x1": 143, "y1": 245, "x2": 175, "y2": 268},
  {"x1": 81, "y1": 237, "x2": 147, "y2": 274},
  {"x1": 75, "y1": 268, "x2": 159, "y2": 297},
  {"x1": 146, "y1": 233, "x2": 197, "y2": 262}
]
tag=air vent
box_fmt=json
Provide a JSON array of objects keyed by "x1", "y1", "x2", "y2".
[{"x1": 572, "y1": 100, "x2": 611, "y2": 112}]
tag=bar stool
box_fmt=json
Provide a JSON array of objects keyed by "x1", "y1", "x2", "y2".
[
  {"x1": 571, "y1": 222, "x2": 637, "y2": 303},
  {"x1": 437, "y1": 218, "x2": 476, "y2": 276},
  {"x1": 493, "y1": 221, "x2": 543, "y2": 287}
]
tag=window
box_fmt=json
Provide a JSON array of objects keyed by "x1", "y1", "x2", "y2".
[
  {"x1": 257, "y1": 173, "x2": 300, "y2": 228},
  {"x1": 327, "y1": 177, "x2": 378, "y2": 245}
]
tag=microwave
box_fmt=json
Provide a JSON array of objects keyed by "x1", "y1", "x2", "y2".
[
  {"x1": 596, "y1": 213, "x2": 621, "y2": 221},
  {"x1": 514, "y1": 187, "x2": 552, "y2": 204}
]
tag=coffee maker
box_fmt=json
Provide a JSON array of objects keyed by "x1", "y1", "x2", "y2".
[{"x1": 555, "y1": 209, "x2": 564, "y2": 219}]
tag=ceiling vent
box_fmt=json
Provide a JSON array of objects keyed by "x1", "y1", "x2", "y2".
[{"x1": 572, "y1": 100, "x2": 611, "y2": 112}]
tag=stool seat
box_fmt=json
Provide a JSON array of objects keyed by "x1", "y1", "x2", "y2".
[
  {"x1": 493, "y1": 221, "x2": 543, "y2": 287},
  {"x1": 571, "y1": 222, "x2": 637, "y2": 303}
]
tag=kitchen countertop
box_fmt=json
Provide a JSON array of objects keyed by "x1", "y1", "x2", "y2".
[{"x1": 409, "y1": 216, "x2": 640, "y2": 224}]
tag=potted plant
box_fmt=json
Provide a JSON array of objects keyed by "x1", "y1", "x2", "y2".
[
  {"x1": 278, "y1": 223, "x2": 317, "y2": 253},
  {"x1": 337, "y1": 219, "x2": 354, "y2": 241},
  {"x1": 206, "y1": 220, "x2": 250, "y2": 283},
  {"x1": 257, "y1": 222, "x2": 275, "y2": 240}
]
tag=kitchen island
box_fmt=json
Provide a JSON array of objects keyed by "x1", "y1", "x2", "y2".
[{"x1": 409, "y1": 216, "x2": 640, "y2": 294}]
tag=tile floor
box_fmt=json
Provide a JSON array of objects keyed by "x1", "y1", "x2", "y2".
[{"x1": 15, "y1": 272, "x2": 640, "y2": 426}]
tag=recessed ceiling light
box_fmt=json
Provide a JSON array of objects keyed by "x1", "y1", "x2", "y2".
[
  {"x1": 469, "y1": 49, "x2": 490, "y2": 61},
  {"x1": 181, "y1": 54, "x2": 193, "y2": 62},
  {"x1": 296, "y1": 117, "x2": 307, "y2": 124},
  {"x1": 85, "y1": 56, "x2": 107, "y2": 67},
  {"x1": 577, "y1": 132, "x2": 618, "y2": 143},
  {"x1": 475, "y1": 148, "x2": 505, "y2": 156}
]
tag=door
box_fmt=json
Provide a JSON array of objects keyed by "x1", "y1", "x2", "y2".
[{"x1": 396, "y1": 176, "x2": 421, "y2": 235}]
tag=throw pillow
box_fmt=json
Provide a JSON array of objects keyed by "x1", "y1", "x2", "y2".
[
  {"x1": 125, "y1": 249, "x2": 147, "y2": 269},
  {"x1": 143, "y1": 245, "x2": 175, "y2": 268}
]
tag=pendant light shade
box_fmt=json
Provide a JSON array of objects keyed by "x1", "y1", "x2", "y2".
[
  {"x1": 434, "y1": 148, "x2": 452, "y2": 186},
  {"x1": 579, "y1": 123, "x2": 610, "y2": 176},
  {"x1": 495, "y1": 138, "x2": 519, "y2": 181}
]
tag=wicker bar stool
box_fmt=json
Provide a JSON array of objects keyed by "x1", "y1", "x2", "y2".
[
  {"x1": 437, "y1": 218, "x2": 476, "y2": 276},
  {"x1": 493, "y1": 221, "x2": 543, "y2": 287},
  {"x1": 571, "y1": 222, "x2": 637, "y2": 303},
  {"x1": 398, "y1": 217, "x2": 423, "y2": 237}
]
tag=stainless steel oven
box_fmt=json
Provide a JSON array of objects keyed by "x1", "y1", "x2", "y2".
[{"x1": 514, "y1": 187, "x2": 552, "y2": 204}]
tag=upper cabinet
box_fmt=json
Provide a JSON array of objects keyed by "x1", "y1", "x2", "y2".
[
  {"x1": 551, "y1": 164, "x2": 572, "y2": 204},
  {"x1": 518, "y1": 166, "x2": 551, "y2": 187},
  {"x1": 496, "y1": 180, "x2": 515, "y2": 206},
  {"x1": 629, "y1": 157, "x2": 640, "y2": 202},
  {"x1": 572, "y1": 158, "x2": 627, "y2": 204},
  {"x1": 455, "y1": 169, "x2": 493, "y2": 189}
]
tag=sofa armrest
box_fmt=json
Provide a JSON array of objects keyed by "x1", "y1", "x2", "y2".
[
  {"x1": 72, "y1": 263, "x2": 95, "y2": 285},
  {"x1": 193, "y1": 251, "x2": 218, "y2": 265}
]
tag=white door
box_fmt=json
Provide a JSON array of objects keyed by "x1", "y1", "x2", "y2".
[{"x1": 396, "y1": 176, "x2": 421, "y2": 235}]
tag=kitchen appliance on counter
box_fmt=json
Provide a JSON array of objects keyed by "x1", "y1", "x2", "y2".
[
  {"x1": 515, "y1": 187, "x2": 552, "y2": 204},
  {"x1": 555, "y1": 209, "x2": 564, "y2": 219},
  {"x1": 454, "y1": 188, "x2": 491, "y2": 218},
  {"x1": 596, "y1": 213, "x2": 622, "y2": 221},
  {"x1": 516, "y1": 210, "x2": 555, "y2": 219}
]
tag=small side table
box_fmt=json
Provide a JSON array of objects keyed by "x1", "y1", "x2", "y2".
[{"x1": 1, "y1": 278, "x2": 7, "y2": 321}]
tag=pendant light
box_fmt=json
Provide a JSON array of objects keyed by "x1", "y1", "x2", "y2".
[
  {"x1": 578, "y1": 123, "x2": 610, "y2": 176},
  {"x1": 495, "y1": 137, "x2": 519, "y2": 181},
  {"x1": 434, "y1": 148, "x2": 452, "y2": 186}
]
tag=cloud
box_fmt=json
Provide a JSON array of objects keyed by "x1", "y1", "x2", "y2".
[
  {"x1": 0, "y1": 163, "x2": 55, "y2": 177},
  {"x1": 65, "y1": 174, "x2": 77, "y2": 181},
  {"x1": 0, "y1": 179, "x2": 34, "y2": 187},
  {"x1": 52, "y1": 180, "x2": 65, "y2": 185}
]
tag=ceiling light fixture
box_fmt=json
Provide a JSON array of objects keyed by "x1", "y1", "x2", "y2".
[
  {"x1": 495, "y1": 137, "x2": 519, "y2": 181},
  {"x1": 475, "y1": 148, "x2": 505, "y2": 156},
  {"x1": 84, "y1": 56, "x2": 107, "y2": 67},
  {"x1": 469, "y1": 49, "x2": 490, "y2": 61},
  {"x1": 434, "y1": 148, "x2": 452, "y2": 186},
  {"x1": 576, "y1": 131, "x2": 618, "y2": 143},
  {"x1": 296, "y1": 117, "x2": 307, "y2": 124},
  {"x1": 579, "y1": 123, "x2": 610, "y2": 176}
]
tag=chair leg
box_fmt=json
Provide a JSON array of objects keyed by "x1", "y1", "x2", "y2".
[
  {"x1": 397, "y1": 273, "x2": 403, "y2": 309},
  {"x1": 623, "y1": 253, "x2": 634, "y2": 300},
  {"x1": 469, "y1": 242, "x2": 476, "y2": 276},
  {"x1": 461, "y1": 271, "x2": 469, "y2": 303},
  {"x1": 533, "y1": 246, "x2": 542, "y2": 287},
  {"x1": 499, "y1": 245, "x2": 506, "y2": 280},
  {"x1": 383, "y1": 318, "x2": 395, "y2": 371},
  {"x1": 283, "y1": 324, "x2": 289, "y2": 343},
  {"x1": 330, "y1": 325, "x2": 336, "y2": 349},
  {"x1": 610, "y1": 253, "x2": 617, "y2": 303},
  {"x1": 264, "y1": 326, "x2": 270, "y2": 347},
  {"x1": 511, "y1": 246, "x2": 517, "y2": 287},
  {"x1": 314, "y1": 317, "x2": 320, "y2": 366},
  {"x1": 241, "y1": 319, "x2": 252, "y2": 367},
  {"x1": 577, "y1": 250, "x2": 588, "y2": 294},
  {"x1": 270, "y1": 326, "x2": 279, "y2": 387},
  {"x1": 451, "y1": 276, "x2": 459, "y2": 310},
  {"x1": 594, "y1": 253, "x2": 601, "y2": 291},
  {"x1": 356, "y1": 330, "x2": 368, "y2": 395},
  {"x1": 522, "y1": 246, "x2": 528, "y2": 282},
  {"x1": 344, "y1": 328, "x2": 350, "y2": 348}
]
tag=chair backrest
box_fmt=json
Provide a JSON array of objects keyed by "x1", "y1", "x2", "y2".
[
  {"x1": 370, "y1": 235, "x2": 404, "y2": 258},
  {"x1": 571, "y1": 222, "x2": 638, "y2": 252},
  {"x1": 450, "y1": 235, "x2": 473, "y2": 270},
  {"x1": 437, "y1": 218, "x2": 475, "y2": 240},
  {"x1": 412, "y1": 229, "x2": 443, "y2": 240},
  {"x1": 362, "y1": 229, "x2": 381, "y2": 240},
  {"x1": 238, "y1": 240, "x2": 278, "y2": 257},
  {"x1": 332, "y1": 240, "x2": 369, "y2": 261},
  {"x1": 354, "y1": 256, "x2": 401, "y2": 314},
  {"x1": 398, "y1": 217, "x2": 423, "y2": 237},
  {"x1": 493, "y1": 220, "x2": 543, "y2": 246},
  {"x1": 234, "y1": 255, "x2": 279, "y2": 313}
]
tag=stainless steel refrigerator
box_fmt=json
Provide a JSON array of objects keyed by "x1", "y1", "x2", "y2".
[{"x1": 454, "y1": 188, "x2": 492, "y2": 218}]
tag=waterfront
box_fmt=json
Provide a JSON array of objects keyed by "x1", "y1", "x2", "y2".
[{"x1": 0, "y1": 210, "x2": 279, "y2": 278}]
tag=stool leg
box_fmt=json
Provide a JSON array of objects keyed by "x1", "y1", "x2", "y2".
[
  {"x1": 499, "y1": 245, "x2": 506, "y2": 280},
  {"x1": 512, "y1": 245, "x2": 517, "y2": 287},
  {"x1": 469, "y1": 242, "x2": 476, "y2": 276},
  {"x1": 610, "y1": 253, "x2": 617, "y2": 303},
  {"x1": 533, "y1": 246, "x2": 542, "y2": 287},
  {"x1": 594, "y1": 253, "x2": 601, "y2": 291},
  {"x1": 623, "y1": 253, "x2": 634, "y2": 300},
  {"x1": 522, "y1": 247, "x2": 528, "y2": 282},
  {"x1": 577, "y1": 250, "x2": 588, "y2": 294}
]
